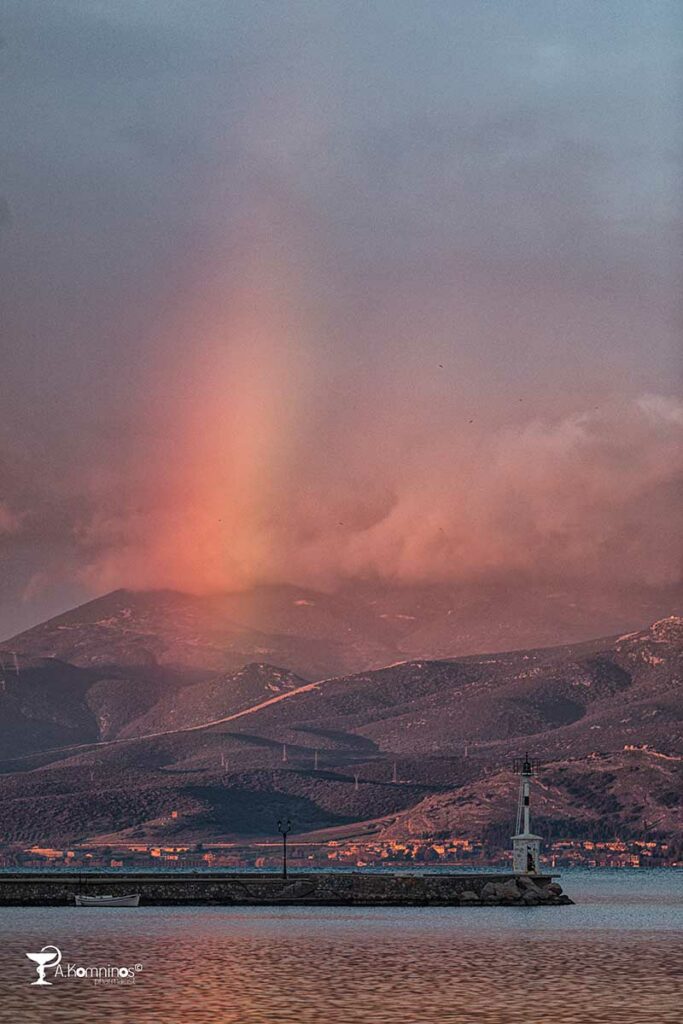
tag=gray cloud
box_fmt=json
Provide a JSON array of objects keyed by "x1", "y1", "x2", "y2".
[{"x1": 0, "y1": 0, "x2": 680, "y2": 633}]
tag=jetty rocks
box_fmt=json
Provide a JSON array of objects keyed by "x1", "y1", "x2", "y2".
[
  {"x1": 0, "y1": 871, "x2": 573, "y2": 906},
  {"x1": 480, "y1": 876, "x2": 569, "y2": 906}
]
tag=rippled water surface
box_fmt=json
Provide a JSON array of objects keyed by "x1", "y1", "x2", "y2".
[{"x1": 0, "y1": 870, "x2": 681, "y2": 1023}]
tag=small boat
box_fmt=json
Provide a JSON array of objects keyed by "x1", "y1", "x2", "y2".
[{"x1": 74, "y1": 894, "x2": 140, "y2": 907}]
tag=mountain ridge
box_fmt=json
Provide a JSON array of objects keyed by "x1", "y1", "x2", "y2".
[
  {"x1": 0, "y1": 612, "x2": 679, "y2": 847},
  {"x1": 5, "y1": 582, "x2": 681, "y2": 677}
]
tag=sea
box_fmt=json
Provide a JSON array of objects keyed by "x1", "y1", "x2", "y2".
[{"x1": 0, "y1": 868, "x2": 680, "y2": 1024}]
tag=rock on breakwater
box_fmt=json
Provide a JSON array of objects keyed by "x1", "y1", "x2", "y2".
[{"x1": 0, "y1": 871, "x2": 573, "y2": 906}]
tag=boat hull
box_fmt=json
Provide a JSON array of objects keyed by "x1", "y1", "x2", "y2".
[{"x1": 74, "y1": 894, "x2": 140, "y2": 907}]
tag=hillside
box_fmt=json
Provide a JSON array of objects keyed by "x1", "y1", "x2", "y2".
[
  {"x1": 0, "y1": 655, "x2": 308, "y2": 757},
  {"x1": 118, "y1": 663, "x2": 308, "y2": 739},
  {"x1": 0, "y1": 617, "x2": 679, "y2": 846},
  {"x1": 375, "y1": 749, "x2": 682, "y2": 843},
  {"x1": 208, "y1": 617, "x2": 683, "y2": 761},
  {"x1": 6, "y1": 581, "x2": 681, "y2": 681},
  {"x1": 2, "y1": 587, "x2": 397, "y2": 681}
]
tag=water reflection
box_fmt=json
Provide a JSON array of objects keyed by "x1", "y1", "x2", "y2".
[{"x1": 0, "y1": 875, "x2": 681, "y2": 1024}]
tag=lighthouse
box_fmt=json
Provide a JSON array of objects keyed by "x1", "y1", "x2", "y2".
[{"x1": 511, "y1": 754, "x2": 542, "y2": 873}]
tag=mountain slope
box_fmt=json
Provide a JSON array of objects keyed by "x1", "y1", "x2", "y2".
[
  {"x1": 0, "y1": 656, "x2": 99, "y2": 758},
  {"x1": 375, "y1": 749, "x2": 682, "y2": 843},
  {"x1": 119, "y1": 663, "x2": 308, "y2": 738},
  {"x1": 6, "y1": 581, "x2": 681, "y2": 681},
  {"x1": 211, "y1": 618, "x2": 682, "y2": 760},
  {"x1": 4, "y1": 587, "x2": 397, "y2": 681},
  {"x1": 344, "y1": 580, "x2": 683, "y2": 658},
  {"x1": 0, "y1": 619, "x2": 679, "y2": 846}
]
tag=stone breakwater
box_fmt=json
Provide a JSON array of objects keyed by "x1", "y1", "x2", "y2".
[{"x1": 0, "y1": 871, "x2": 573, "y2": 906}]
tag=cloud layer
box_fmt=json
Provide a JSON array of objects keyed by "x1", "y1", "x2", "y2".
[{"x1": 0, "y1": 1, "x2": 680, "y2": 633}]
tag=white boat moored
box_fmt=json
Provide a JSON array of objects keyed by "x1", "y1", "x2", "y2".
[{"x1": 74, "y1": 894, "x2": 140, "y2": 907}]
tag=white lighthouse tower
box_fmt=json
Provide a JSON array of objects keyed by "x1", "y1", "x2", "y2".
[{"x1": 512, "y1": 754, "x2": 542, "y2": 873}]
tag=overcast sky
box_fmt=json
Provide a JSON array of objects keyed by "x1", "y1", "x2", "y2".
[{"x1": 1, "y1": 1, "x2": 681, "y2": 635}]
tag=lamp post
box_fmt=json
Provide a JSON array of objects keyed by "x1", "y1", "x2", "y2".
[{"x1": 277, "y1": 819, "x2": 291, "y2": 878}]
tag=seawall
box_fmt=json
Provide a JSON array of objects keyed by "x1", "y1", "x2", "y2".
[{"x1": 0, "y1": 871, "x2": 572, "y2": 906}]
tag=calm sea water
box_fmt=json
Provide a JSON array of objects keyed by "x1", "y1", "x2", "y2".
[{"x1": 0, "y1": 869, "x2": 680, "y2": 1024}]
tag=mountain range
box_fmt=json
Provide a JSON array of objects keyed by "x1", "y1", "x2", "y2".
[{"x1": 0, "y1": 585, "x2": 680, "y2": 848}]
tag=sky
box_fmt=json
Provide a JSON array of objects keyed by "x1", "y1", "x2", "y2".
[{"x1": 0, "y1": 1, "x2": 681, "y2": 636}]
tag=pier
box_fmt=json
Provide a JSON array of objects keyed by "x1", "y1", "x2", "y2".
[{"x1": 0, "y1": 870, "x2": 572, "y2": 906}]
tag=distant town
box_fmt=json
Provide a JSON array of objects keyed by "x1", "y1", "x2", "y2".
[{"x1": 1, "y1": 835, "x2": 679, "y2": 871}]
